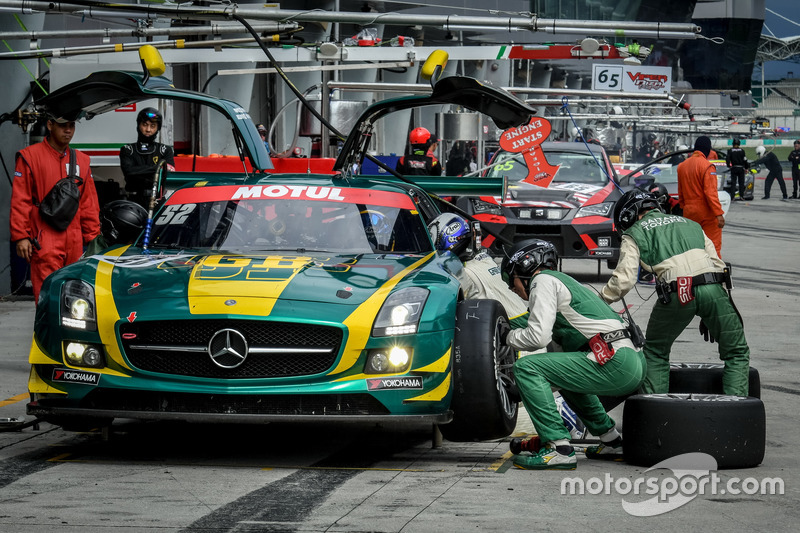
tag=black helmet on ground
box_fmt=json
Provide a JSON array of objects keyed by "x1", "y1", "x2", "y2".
[
  {"x1": 501, "y1": 239, "x2": 558, "y2": 289},
  {"x1": 614, "y1": 190, "x2": 661, "y2": 233},
  {"x1": 101, "y1": 200, "x2": 148, "y2": 244}
]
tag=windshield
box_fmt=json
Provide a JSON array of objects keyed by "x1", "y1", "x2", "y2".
[
  {"x1": 145, "y1": 185, "x2": 433, "y2": 254},
  {"x1": 487, "y1": 150, "x2": 610, "y2": 185}
]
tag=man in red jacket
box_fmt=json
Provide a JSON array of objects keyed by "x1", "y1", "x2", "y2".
[
  {"x1": 10, "y1": 112, "x2": 100, "y2": 301},
  {"x1": 677, "y1": 136, "x2": 725, "y2": 256}
]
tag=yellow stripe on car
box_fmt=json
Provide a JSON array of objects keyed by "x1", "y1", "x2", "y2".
[
  {"x1": 95, "y1": 246, "x2": 133, "y2": 371},
  {"x1": 405, "y1": 373, "x2": 451, "y2": 402},
  {"x1": 332, "y1": 253, "x2": 434, "y2": 375}
]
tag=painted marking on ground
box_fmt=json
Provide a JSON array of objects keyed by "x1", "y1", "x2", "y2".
[{"x1": 0, "y1": 393, "x2": 28, "y2": 407}]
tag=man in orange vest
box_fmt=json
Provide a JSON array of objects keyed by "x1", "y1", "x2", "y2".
[{"x1": 677, "y1": 136, "x2": 725, "y2": 256}]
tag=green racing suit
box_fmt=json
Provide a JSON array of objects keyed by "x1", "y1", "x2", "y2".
[
  {"x1": 601, "y1": 209, "x2": 750, "y2": 396},
  {"x1": 507, "y1": 270, "x2": 645, "y2": 444}
]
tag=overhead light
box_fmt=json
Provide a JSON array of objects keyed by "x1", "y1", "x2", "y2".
[{"x1": 580, "y1": 38, "x2": 600, "y2": 54}]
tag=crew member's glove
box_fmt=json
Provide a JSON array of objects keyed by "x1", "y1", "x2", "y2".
[
  {"x1": 699, "y1": 320, "x2": 716, "y2": 343},
  {"x1": 498, "y1": 321, "x2": 511, "y2": 346}
]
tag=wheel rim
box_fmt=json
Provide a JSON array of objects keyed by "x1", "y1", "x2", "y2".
[{"x1": 494, "y1": 319, "x2": 518, "y2": 418}]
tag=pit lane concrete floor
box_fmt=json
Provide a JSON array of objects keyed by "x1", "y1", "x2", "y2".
[{"x1": 0, "y1": 183, "x2": 798, "y2": 532}]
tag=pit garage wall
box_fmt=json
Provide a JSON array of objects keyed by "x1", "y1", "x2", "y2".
[{"x1": 0, "y1": 14, "x2": 45, "y2": 296}]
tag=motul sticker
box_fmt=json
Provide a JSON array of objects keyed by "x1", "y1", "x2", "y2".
[
  {"x1": 167, "y1": 185, "x2": 415, "y2": 210},
  {"x1": 51, "y1": 368, "x2": 100, "y2": 386},
  {"x1": 367, "y1": 376, "x2": 423, "y2": 390}
]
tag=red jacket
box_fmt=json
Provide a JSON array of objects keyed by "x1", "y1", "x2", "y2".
[{"x1": 11, "y1": 140, "x2": 100, "y2": 298}]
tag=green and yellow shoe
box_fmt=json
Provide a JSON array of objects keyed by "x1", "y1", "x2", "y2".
[
  {"x1": 585, "y1": 437, "x2": 623, "y2": 461},
  {"x1": 513, "y1": 445, "x2": 577, "y2": 470}
]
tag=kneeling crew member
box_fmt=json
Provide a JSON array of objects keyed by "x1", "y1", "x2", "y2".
[
  {"x1": 600, "y1": 190, "x2": 750, "y2": 396},
  {"x1": 501, "y1": 240, "x2": 645, "y2": 469}
]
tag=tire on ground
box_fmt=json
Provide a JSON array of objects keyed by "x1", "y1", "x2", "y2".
[
  {"x1": 598, "y1": 363, "x2": 760, "y2": 411},
  {"x1": 440, "y1": 299, "x2": 518, "y2": 442},
  {"x1": 669, "y1": 363, "x2": 760, "y2": 398},
  {"x1": 623, "y1": 394, "x2": 765, "y2": 468}
]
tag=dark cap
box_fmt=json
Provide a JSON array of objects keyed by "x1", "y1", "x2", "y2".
[
  {"x1": 694, "y1": 135, "x2": 712, "y2": 157},
  {"x1": 47, "y1": 109, "x2": 81, "y2": 124},
  {"x1": 794, "y1": 139, "x2": 800, "y2": 144}
]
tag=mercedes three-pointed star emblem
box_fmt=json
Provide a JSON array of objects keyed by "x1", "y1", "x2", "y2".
[{"x1": 207, "y1": 328, "x2": 249, "y2": 369}]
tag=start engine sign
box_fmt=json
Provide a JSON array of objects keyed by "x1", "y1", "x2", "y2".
[{"x1": 592, "y1": 64, "x2": 671, "y2": 94}]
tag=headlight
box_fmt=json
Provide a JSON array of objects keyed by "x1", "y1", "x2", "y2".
[
  {"x1": 470, "y1": 198, "x2": 503, "y2": 215},
  {"x1": 575, "y1": 202, "x2": 614, "y2": 218},
  {"x1": 64, "y1": 342, "x2": 105, "y2": 368},
  {"x1": 365, "y1": 347, "x2": 412, "y2": 374},
  {"x1": 61, "y1": 280, "x2": 97, "y2": 331},
  {"x1": 372, "y1": 287, "x2": 429, "y2": 337}
]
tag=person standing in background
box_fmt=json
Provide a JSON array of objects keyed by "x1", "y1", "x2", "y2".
[
  {"x1": 677, "y1": 136, "x2": 725, "y2": 257},
  {"x1": 120, "y1": 107, "x2": 175, "y2": 209},
  {"x1": 752, "y1": 145, "x2": 788, "y2": 201},
  {"x1": 788, "y1": 139, "x2": 800, "y2": 199},
  {"x1": 10, "y1": 112, "x2": 100, "y2": 301},
  {"x1": 725, "y1": 138, "x2": 749, "y2": 201}
]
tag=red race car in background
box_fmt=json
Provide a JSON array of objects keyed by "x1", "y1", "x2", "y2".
[{"x1": 457, "y1": 141, "x2": 622, "y2": 268}]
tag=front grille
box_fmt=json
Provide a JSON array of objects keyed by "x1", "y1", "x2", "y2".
[
  {"x1": 514, "y1": 225, "x2": 562, "y2": 236},
  {"x1": 119, "y1": 319, "x2": 342, "y2": 379},
  {"x1": 75, "y1": 389, "x2": 389, "y2": 416}
]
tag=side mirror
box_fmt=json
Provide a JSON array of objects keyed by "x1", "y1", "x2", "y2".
[{"x1": 139, "y1": 44, "x2": 166, "y2": 84}]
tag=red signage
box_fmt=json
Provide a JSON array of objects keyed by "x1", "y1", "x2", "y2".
[{"x1": 498, "y1": 117, "x2": 559, "y2": 188}]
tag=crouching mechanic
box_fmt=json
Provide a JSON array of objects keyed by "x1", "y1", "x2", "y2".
[
  {"x1": 600, "y1": 190, "x2": 750, "y2": 396},
  {"x1": 500, "y1": 240, "x2": 645, "y2": 469}
]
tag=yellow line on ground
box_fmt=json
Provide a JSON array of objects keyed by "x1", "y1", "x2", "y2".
[
  {"x1": 47, "y1": 453, "x2": 73, "y2": 462},
  {"x1": 0, "y1": 392, "x2": 28, "y2": 407}
]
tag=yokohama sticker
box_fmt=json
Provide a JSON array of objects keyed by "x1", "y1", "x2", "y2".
[
  {"x1": 367, "y1": 376, "x2": 423, "y2": 390},
  {"x1": 51, "y1": 368, "x2": 100, "y2": 386}
]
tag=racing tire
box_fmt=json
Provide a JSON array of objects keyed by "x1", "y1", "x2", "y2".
[
  {"x1": 440, "y1": 299, "x2": 518, "y2": 442},
  {"x1": 623, "y1": 394, "x2": 765, "y2": 469},
  {"x1": 597, "y1": 363, "x2": 760, "y2": 411},
  {"x1": 669, "y1": 363, "x2": 760, "y2": 398}
]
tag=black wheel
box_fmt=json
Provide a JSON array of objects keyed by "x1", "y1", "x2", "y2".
[
  {"x1": 440, "y1": 299, "x2": 518, "y2": 442},
  {"x1": 623, "y1": 394, "x2": 765, "y2": 468},
  {"x1": 669, "y1": 363, "x2": 760, "y2": 398}
]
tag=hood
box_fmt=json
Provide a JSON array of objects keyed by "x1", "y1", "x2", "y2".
[
  {"x1": 86, "y1": 249, "x2": 439, "y2": 320},
  {"x1": 497, "y1": 182, "x2": 608, "y2": 209}
]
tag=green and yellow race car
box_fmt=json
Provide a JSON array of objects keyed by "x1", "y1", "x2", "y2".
[{"x1": 26, "y1": 57, "x2": 536, "y2": 441}]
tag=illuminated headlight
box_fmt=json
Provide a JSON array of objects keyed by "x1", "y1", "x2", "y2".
[
  {"x1": 598, "y1": 237, "x2": 611, "y2": 248},
  {"x1": 575, "y1": 202, "x2": 613, "y2": 218},
  {"x1": 372, "y1": 287, "x2": 429, "y2": 337},
  {"x1": 61, "y1": 280, "x2": 97, "y2": 331},
  {"x1": 365, "y1": 347, "x2": 412, "y2": 374},
  {"x1": 470, "y1": 198, "x2": 503, "y2": 215},
  {"x1": 546, "y1": 209, "x2": 562, "y2": 220},
  {"x1": 64, "y1": 342, "x2": 105, "y2": 368}
]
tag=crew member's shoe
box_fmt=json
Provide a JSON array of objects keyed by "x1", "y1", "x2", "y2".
[
  {"x1": 761, "y1": 196, "x2": 770, "y2": 200},
  {"x1": 585, "y1": 437, "x2": 624, "y2": 460},
  {"x1": 513, "y1": 444, "x2": 577, "y2": 470}
]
